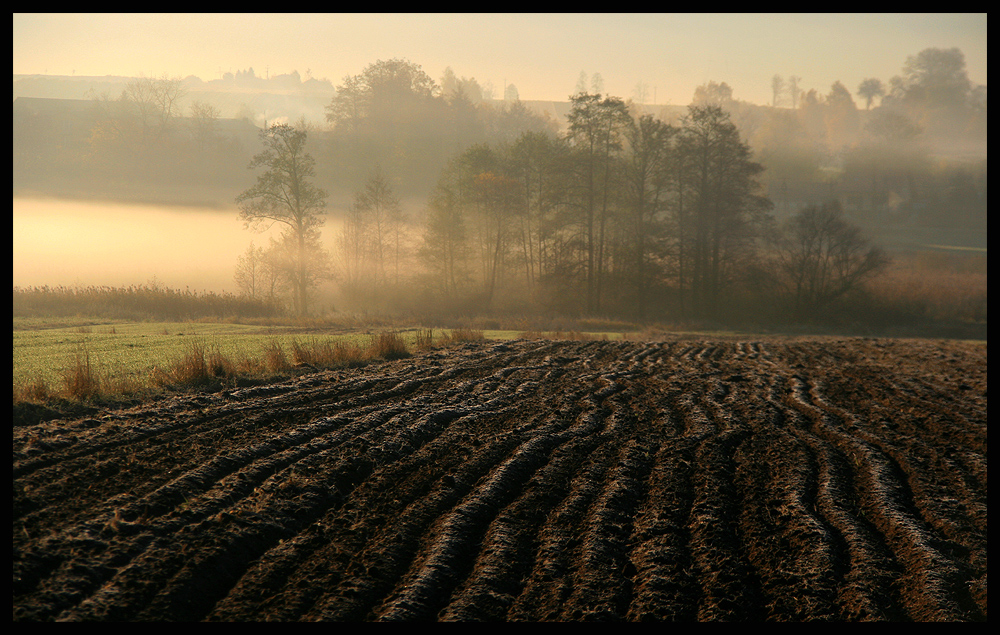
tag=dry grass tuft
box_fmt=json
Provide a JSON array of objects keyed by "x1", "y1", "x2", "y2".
[
  {"x1": 291, "y1": 338, "x2": 368, "y2": 367},
  {"x1": 235, "y1": 352, "x2": 267, "y2": 376},
  {"x1": 63, "y1": 347, "x2": 101, "y2": 400},
  {"x1": 438, "y1": 328, "x2": 486, "y2": 345},
  {"x1": 328, "y1": 340, "x2": 367, "y2": 366},
  {"x1": 18, "y1": 377, "x2": 55, "y2": 402},
  {"x1": 369, "y1": 331, "x2": 410, "y2": 360},
  {"x1": 415, "y1": 328, "x2": 435, "y2": 349},
  {"x1": 264, "y1": 340, "x2": 292, "y2": 372},
  {"x1": 153, "y1": 342, "x2": 237, "y2": 388},
  {"x1": 291, "y1": 340, "x2": 315, "y2": 366}
]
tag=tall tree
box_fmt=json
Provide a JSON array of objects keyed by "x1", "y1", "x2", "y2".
[
  {"x1": 353, "y1": 164, "x2": 405, "y2": 288},
  {"x1": 507, "y1": 130, "x2": 569, "y2": 290},
  {"x1": 622, "y1": 113, "x2": 676, "y2": 318},
  {"x1": 590, "y1": 72, "x2": 605, "y2": 95},
  {"x1": 857, "y1": 77, "x2": 885, "y2": 110},
  {"x1": 420, "y1": 176, "x2": 469, "y2": 299},
  {"x1": 788, "y1": 75, "x2": 802, "y2": 110},
  {"x1": 900, "y1": 47, "x2": 972, "y2": 110},
  {"x1": 325, "y1": 58, "x2": 442, "y2": 190},
  {"x1": 504, "y1": 83, "x2": 520, "y2": 103},
  {"x1": 675, "y1": 105, "x2": 772, "y2": 318},
  {"x1": 236, "y1": 124, "x2": 330, "y2": 316},
  {"x1": 445, "y1": 144, "x2": 517, "y2": 307},
  {"x1": 692, "y1": 81, "x2": 734, "y2": 107},
  {"x1": 824, "y1": 81, "x2": 860, "y2": 150},
  {"x1": 338, "y1": 193, "x2": 371, "y2": 300},
  {"x1": 565, "y1": 92, "x2": 631, "y2": 313},
  {"x1": 472, "y1": 169, "x2": 520, "y2": 306},
  {"x1": 326, "y1": 73, "x2": 368, "y2": 134},
  {"x1": 771, "y1": 74, "x2": 786, "y2": 108}
]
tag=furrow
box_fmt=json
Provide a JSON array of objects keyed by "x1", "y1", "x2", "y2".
[
  {"x1": 799, "y1": 378, "x2": 978, "y2": 621},
  {"x1": 687, "y1": 427, "x2": 766, "y2": 621}
]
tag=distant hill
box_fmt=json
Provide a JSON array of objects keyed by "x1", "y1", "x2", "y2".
[{"x1": 14, "y1": 74, "x2": 691, "y2": 133}]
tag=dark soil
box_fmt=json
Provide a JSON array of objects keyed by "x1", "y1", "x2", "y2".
[{"x1": 13, "y1": 337, "x2": 987, "y2": 621}]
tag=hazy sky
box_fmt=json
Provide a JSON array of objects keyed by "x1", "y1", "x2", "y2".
[{"x1": 13, "y1": 13, "x2": 987, "y2": 107}]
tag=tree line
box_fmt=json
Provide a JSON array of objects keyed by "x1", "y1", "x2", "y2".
[
  {"x1": 749, "y1": 48, "x2": 986, "y2": 228},
  {"x1": 320, "y1": 58, "x2": 557, "y2": 196},
  {"x1": 236, "y1": 92, "x2": 888, "y2": 324},
  {"x1": 414, "y1": 97, "x2": 885, "y2": 322},
  {"x1": 15, "y1": 49, "x2": 985, "y2": 229}
]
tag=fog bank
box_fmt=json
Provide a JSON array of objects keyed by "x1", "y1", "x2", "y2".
[{"x1": 12, "y1": 197, "x2": 297, "y2": 293}]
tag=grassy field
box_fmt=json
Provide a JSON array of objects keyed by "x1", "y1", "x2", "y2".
[
  {"x1": 12, "y1": 316, "x2": 641, "y2": 408},
  {"x1": 13, "y1": 320, "x2": 401, "y2": 399},
  {"x1": 16, "y1": 322, "x2": 267, "y2": 389}
]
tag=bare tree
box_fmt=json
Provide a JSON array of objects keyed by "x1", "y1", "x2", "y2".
[
  {"x1": 234, "y1": 241, "x2": 280, "y2": 302},
  {"x1": 788, "y1": 75, "x2": 802, "y2": 110},
  {"x1": 771, "y1": 74, "x2": 786, "y2": 108},
  {"x1": 338, "y1": 196, "x2": 371, "y2": 298},
  {"x1": 88, "y1": 75, "x2": 186, "y2": 160},
  {"x1": 352, "y1": 164, "x2": 405, "y2": 287},
  {"x1": 420, "y1": 182, "x2": 469, "y2": 299},
  {"x1": 774, "y1": 200, "x2": 890, "y2": 318},
  {"x1": 122, "y1": 75, "x2": 186, "y2": 141},
  {"x1": 189, "y1": 100, "x2": 220, "y2": 152},
  {"x1": 632, "y1": 80, "x2": 650, "y2": 105}
]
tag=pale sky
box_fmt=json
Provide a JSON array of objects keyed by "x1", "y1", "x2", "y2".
[{"x1": 12, "y1": 13, "x2": 987, "y2": 107}]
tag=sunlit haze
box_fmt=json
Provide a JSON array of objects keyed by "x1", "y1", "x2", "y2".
[
  {"x1": 12, "y1": 13, "x2": 987, "y2": 305},
  {"x1": 12, "y1": 199, "x2": 291, "y2": 292},
  {"x1": 13, "y1": 13, "x2": 987, "y2": 107}
]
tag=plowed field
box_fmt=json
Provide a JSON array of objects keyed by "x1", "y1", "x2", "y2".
[{"x1": 13, "y1": 337, "x2": 987, "y2": 621}]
